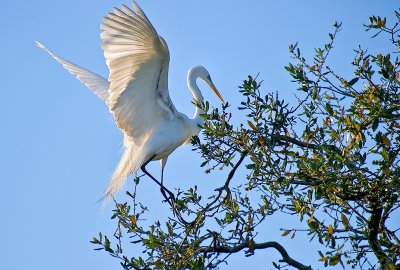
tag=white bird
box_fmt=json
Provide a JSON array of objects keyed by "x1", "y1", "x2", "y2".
[{"x1": 35, "y1": 1, "x2": 224, "y2": 203}]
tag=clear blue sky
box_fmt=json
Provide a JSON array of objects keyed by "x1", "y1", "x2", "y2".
[{"x1": 1, "y1": 1, "x2": 397, "y2": 269}]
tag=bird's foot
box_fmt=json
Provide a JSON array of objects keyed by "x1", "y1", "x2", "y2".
[
  {"x1": 160, "y1": 187, "x2": 192, "y2": 225},
  {"x1": 160, "y1": 187, "x2": 175, "y2": 205}
]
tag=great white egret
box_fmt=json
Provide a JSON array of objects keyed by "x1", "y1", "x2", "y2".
[{"x1": 35, "y1": 1, "x2": 224, "y2": 203}]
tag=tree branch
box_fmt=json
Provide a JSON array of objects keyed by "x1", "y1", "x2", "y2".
[
  {"x1": 367, "y1": 202, "x2": 394, "y2": 267},
  {"x1": 202, "y1": 240, "x2": 312, "y2": 270}
]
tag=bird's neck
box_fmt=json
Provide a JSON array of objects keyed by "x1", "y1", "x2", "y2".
[{"x1": 187, "y1": 74, "x2": 205, "y2": 127}]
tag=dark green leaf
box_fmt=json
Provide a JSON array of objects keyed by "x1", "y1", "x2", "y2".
[
  {"x1": 329, "y1": 254, "x2": 341, "y2": 266},
  {"x1": 348, "y1": 77, "x2": 359, "y2": 86},
  {"x1": 372, "y1": 118, "x2": 379, "y2": 131},
  {"x1": 325, "y1": 103, "x2": 334, "y2": 116}
]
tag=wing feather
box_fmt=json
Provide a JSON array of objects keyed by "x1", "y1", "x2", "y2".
[
  {"x1": 121, "y1": 4, "x2": 137, "y2": 17},
  {"x1": 35, "y1": 41, "x2": 110, "y2": 102},
  {"x1": 101, "y1": 1, "x2": 178, "y2": 144}
]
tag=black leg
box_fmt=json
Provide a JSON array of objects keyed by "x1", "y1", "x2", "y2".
[{"x1": 140, "y1": 155, "x2": 175, "y2": 204}]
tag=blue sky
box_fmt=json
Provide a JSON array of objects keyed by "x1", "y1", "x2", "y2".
[{"x1": 1, "y1": 1, "x2": 398, "y2": 269}]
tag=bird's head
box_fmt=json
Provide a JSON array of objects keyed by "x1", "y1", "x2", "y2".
[{"x1": 188, "y1": 66, "x2": 225, "y2": 105}]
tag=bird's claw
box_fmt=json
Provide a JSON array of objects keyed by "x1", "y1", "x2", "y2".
[{"x1": 160, "y1": 187, "x2": 175, "y2": 205}]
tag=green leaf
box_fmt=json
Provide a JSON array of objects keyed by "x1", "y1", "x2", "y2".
[
  {"x1": 341, "y1": 213, "x2": 349, "y2": 228},
  {"x1": 381, "y1": 68, "x2": 389, "y2": 79},
  {"x1": 281, "y1": 230, "x2": 292, "y2": 236},
  {"x1": 167, "y1": 223, "x2": 173, "y2": 235},
  {"x1": 104, "y1": 236, "x2": 114, "y2": 253},
  {"x1": 246, "y1": 164, "x2": 256, "y2": 169},
  {"x1": 155, "y1": 261, "x2": 164, "y2": 269},
  {"x1": 348, "y1": 77, "x2": 359, "y2": 86},
  {"x1": 382, "y1": 134, "x2": 391, "y2": 147},
  {"x1": 325, "y1": 103, "x2": 334, "y2": 116},
  {"x1": 90, "y1": 237, "x2": 100, "y2": 244},
  {"x1": 372, "y1": 118, "x2": 379, "y2": 131},
  {"x1": 247, "y1": 120, "x2": 258, "y2": 131},
  {"x1": 292, "y1": 201, "x2": 301, "y2": 212},
  {"x1": 329, "y1": 254, "x2": 341, "y2": 266}
]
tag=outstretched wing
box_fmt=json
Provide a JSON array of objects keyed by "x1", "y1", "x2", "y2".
[
  {"x1": 101, "y1": 2, "x2": 178, "y2": 144},
  {"x1": 34, "y1": 41, "x2": 110, "y2": 102}
]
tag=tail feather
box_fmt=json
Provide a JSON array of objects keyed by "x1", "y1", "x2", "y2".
[{"x1": 102, "y1": 145, "x2": 148, "y2": 204}]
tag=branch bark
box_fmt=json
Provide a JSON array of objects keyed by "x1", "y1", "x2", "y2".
[
  {"x1": 367, "y1": 202, "x2": 394, "y2": 267},
  {"x1": 202, "y1": 240, "x2": 312, "y2": 270}
]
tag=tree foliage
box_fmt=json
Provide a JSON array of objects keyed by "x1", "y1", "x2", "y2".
[{"x1": 91, "y1": 11, "x2": 400, "y2": 270}]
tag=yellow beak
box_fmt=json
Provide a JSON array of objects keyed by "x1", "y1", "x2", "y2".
[{"x1": 210, "y1": 82, "x2": 225, "y2": 105}]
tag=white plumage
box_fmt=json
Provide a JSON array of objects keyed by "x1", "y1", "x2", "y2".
[{"x1": 36, "y1": 1, "x2": 224, "y2": 202}]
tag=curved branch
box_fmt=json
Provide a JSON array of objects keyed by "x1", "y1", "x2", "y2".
[
  {"x1": 202, "y1": 240, "x2": 312, "y2": 270},
  {"x1": 173, "y1": 151, "x2": 248, "y2": 225}
]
